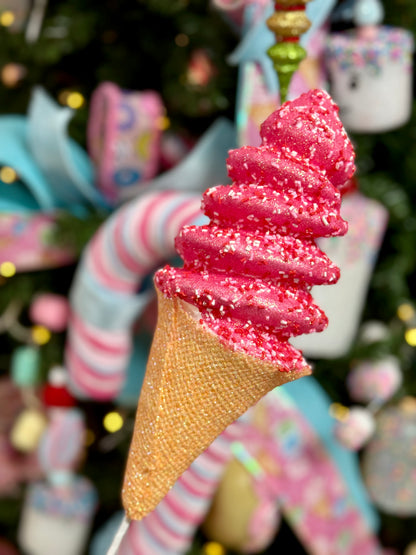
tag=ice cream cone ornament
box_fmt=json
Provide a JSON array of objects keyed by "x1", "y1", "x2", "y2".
[{"x1": 121, "y1": 88, "x2": 355, "y2": 522}]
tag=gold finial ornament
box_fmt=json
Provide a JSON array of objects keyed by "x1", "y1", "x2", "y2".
[{"x1": 267, "y1": 1, "x2": 313, "y2": 103}]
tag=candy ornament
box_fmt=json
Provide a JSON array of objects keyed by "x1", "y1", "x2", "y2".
[
  {"x1": 29, "y1": 294, "x2": 70, "y2": 333},
  {"x1": 18, "y1": 368, "x2": 97, "y2": 555},
  {"x1": 66, "y1": 191, "x2": 204, "y2": 401},
  {"x1": 334, "y1": 406, "x2": 376, "y2": 451},
  {"x1": 9, "y1": 347, "x2": 46, "y2": 454},
  {"x1": 347, "y1": 356, "x2": 402, "y2": 405},
  {"x1": 66, "y1": 109, "x2": 234, "y2": 402},
  {"x1": 121, "y1": 89, "x2": 355, "y2": 521},
  {"x1": 9, "y1": 407, "x2": 47, "y2": 453},
  {"x1": 0, "y1": 376, "x2": 43, "y2": 495}
]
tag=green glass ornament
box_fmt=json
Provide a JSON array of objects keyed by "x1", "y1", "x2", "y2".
[{"x1": 268, "y1": 42, "x2": 307, "y2": 103}]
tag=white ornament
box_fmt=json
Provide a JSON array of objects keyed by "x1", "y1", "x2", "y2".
[{"x1": 353, "y1": 0, "x2": 384, "y2": 27}]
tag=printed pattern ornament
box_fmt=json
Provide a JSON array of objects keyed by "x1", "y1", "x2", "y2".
[{"x1": 362, "y1": 399, "x2": 416, "y2": 516}]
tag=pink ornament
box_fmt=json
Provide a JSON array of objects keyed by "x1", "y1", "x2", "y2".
[
  {"x1": 347, "y1": 356, "x2": 402, "y2": 403},
  {"x1": 187, "y1": 49, "x2": 217, "y2": 87},
  {"x1": 38, "y1": 408, "x2": 85, "y2": 480},
  {"x1": 30, "y1": 294, "x2": 70, "y2": 332},
  {"x1": 334, "y1": 407, "x2": 376, "y2": 451}
]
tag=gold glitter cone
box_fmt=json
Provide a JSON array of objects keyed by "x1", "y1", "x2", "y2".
[{"x1": 122, "y1": 288, "x2": 311, "y2": 520}]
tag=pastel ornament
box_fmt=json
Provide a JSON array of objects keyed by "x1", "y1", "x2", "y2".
[
  {"x1": 87, "y1": 82, "x2": 165, "y2": 204},
  {"x1": 325, "y1": 26, "x2": 414, "y2": 133},
  {"x1": 334, "y1": 406, "x2": 376, "y2": 451},
  {"x1": 202, "y1": 457, "x2": 280, "y2": 554},
  {"x1": 9, "y1": 407, "x2": 48, "y2": 454},
  {"x1": 29, "y1": 294, "x2": 70, "y2": 333},
  {"x1": 362, "y1": 401, "x2": 416, "y2": 516},
  {"x1": 359, "y1": 320, "x2": 390, "y2": 344},
  {"x1": 347, "y1": 356, "x2": 402, "y2": 404},
  {"x1": 37, "y1": 408, "x2": 85, "y2": 485},
  {"x1": 41, "y1": 366, "x2": 76, "y2": 409},
  {"x1": 18, "y1": 370, "x2": 97, "y2": 555},
  {"x1": 65, "y1": 191, "x2": 203, "y2": 401},
  {"x1": 18, "y1": 476, "x2": 98, "y2": 555},
  {"x1": 11, "y1": 345, "x2": 40, "y2": 387}
]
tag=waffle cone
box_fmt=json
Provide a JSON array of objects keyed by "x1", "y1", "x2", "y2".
[{"x1": 122, "y1": 289, "x2": 311, "y2": 520}]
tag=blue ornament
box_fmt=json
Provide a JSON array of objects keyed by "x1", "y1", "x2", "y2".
[{"x1": 11, "y1": 345, "x2": 40, "y2": 387}]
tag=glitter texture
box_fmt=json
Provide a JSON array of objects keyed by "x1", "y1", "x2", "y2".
[
  {"x1": 157, "y1": 88, "x2": 354, "y2": 365},
  {"x1": 122, "y1": 290, "x2": 311, "y2": 520},
  {"x1": 122, "y1": 89, "x2": 355, "y2": 520}
]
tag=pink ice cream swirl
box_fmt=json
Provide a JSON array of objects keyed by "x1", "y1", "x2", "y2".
[{"x1": 155, "y1": 89, "x2": 355, "y2": 371}]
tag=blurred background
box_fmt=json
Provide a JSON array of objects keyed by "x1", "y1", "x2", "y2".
[{"x1": 0, "y1": 0, "x2": 416, "y2": 553}]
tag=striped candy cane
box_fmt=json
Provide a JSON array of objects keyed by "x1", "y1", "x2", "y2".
[
  {"x1": 66, "y1": 191, "x2": 204, "y2": 401},
  {"x1": 117, "y1": 419, "x2": 248, "y2": 555}
]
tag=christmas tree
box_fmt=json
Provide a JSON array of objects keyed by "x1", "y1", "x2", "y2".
[{"x1": 0, "y1": 0, "x2": 416, "y2": 554}]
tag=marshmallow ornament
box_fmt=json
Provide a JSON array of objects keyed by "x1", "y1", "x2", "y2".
[
  {"x1": 325, "y1": 25, "x2": 414, "y2": 133},
  {"x1": 29, "y1": 294, "x2": 70, "y2": 333}
]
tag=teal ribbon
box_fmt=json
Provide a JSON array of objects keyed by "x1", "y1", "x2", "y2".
[{"x1": 0, "y1": 87, "x2": 107, "y2": 215}]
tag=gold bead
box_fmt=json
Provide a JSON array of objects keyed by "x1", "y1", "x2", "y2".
[
  {"x1": 274, "y1": 0, "x2": 310, "y2": 6},
  {"x1": 267, "y1": 11, "x2": 311, "y2": 38}
]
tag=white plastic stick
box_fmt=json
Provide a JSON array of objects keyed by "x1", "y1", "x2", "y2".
[{"x1": 107, "y1": 515, "x2": 130, "y2": 555}]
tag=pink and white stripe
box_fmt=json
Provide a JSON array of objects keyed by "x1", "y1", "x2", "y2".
[
  {"x1": 65, "y1": 191, "x2": 203, "y2": 401},
  {"x1": 38, "y1": 408, "x2": 84, "y2": 476},
  {"x1": 117, "y1": 420, "x2": 247, "y2": 555}
]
